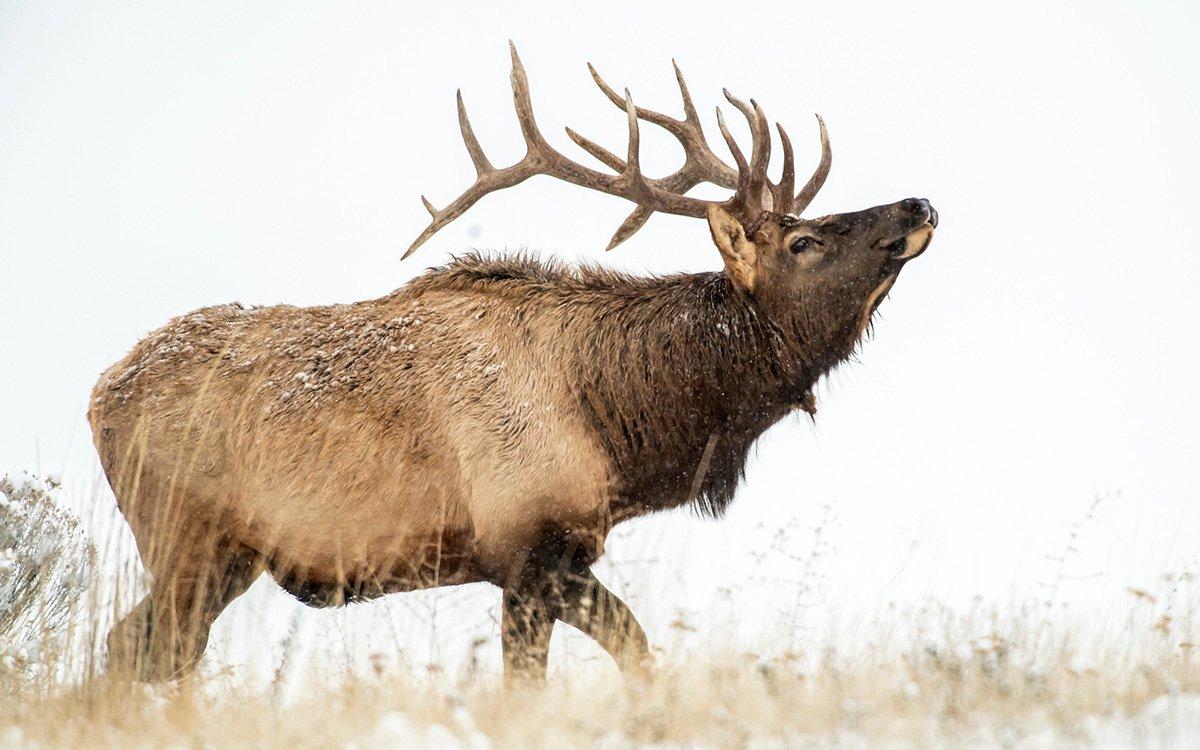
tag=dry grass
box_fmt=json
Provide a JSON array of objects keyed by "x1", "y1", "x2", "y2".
[
  {"x1": 4, "y1": 637, "x2": 1199, "y2": 747},
  {"x1": 2, "y1": 473, "x2": 1198, "y2": 748}
]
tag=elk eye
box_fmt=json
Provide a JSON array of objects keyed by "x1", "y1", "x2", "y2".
[{"x1": 790, "y1": 237, "x2": 814, "y2": 254}]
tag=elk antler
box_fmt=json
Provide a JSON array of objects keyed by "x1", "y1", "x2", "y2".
[{"x1": 404, "y1": 43, "x2": 832, "y2": 258}]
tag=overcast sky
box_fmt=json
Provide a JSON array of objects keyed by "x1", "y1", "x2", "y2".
[{"x1": 2, "y1": 1, "x2": 1198, "y2": 663}]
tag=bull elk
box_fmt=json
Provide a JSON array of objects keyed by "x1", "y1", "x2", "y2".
[{"x1": 89, "y1": 44, "x2": 937, "y2": 682}]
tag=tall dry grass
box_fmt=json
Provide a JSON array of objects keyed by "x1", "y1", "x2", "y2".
[{"x1": 1, "y1": 470, "x2": 1197, "y2": 747}]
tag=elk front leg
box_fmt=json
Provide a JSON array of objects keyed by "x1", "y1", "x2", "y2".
[
  {"x1": 501, "y1": 587, "x2": 557, "y2": 683},
  {"x1": 499, "y1": 531, "x2": 652, "y2": 684}
]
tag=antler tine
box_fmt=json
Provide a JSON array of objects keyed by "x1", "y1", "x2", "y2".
[
  {"x1": 772, "y1": 122, "x2": 795, "y2": 212},
  {"x1": 751, "y1": 101, "x2": 772, "y2": 181},
  {"x1": 621, "y1": 89, "x2": 644, "y2": 181},
  {"x1": 508, "y1": 42, "x2": 550, "y2": 150},
  {"x1": 456, "y1": 90, "x2": 493, "y2": 176},
  {"x1": 565, "y1": 127, "x2": 624, "y2": 172},
  {"x1": 715, "y1": 107, "x2": 749, "y2": 176},
  {"x1": 671, "y1": 59, "x2": 701, "y2": 126},
  {"x1": 792, "y1": 114, "x2": 832, "y2": 214},
  {"x1": 604, "y1": 208, "x2": 655, "y2": 251}
]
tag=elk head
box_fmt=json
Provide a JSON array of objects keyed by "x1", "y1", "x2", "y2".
[
  {"x1": 708, "y1": 199, "x2": 938, "y2": 358},
  {"x1": 406, "y1": 43, "x2": 936, "y2": 355}
]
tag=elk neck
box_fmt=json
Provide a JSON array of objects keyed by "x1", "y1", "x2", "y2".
[{"x1": 572, "y1": 269, "x2": 862, "y2": 519}]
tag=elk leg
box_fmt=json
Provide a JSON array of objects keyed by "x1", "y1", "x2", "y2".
[
  {"x1": 499, "y1": 527, "x2": 583, "y2": 684},
  {"x1": 501, "y1": 587, "x2": 557, "y2": 684},
  {"x1": 554, "y1": 564, "x2": 652, "y2": 676},
  {"x1": 500, "y1": 531, "x2": 652, "y2": 683},
  {"x1": 108, "y1": 542, "x2": 258, "y2": 682}
]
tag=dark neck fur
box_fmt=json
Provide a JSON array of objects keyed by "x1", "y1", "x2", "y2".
[{"x1": 571, "y1": 271, "x2": 842, "y2": 517}]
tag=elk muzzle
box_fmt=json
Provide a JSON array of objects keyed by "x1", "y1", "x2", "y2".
[{"x1": 883, "y1": 198, "x2": 937, "y2": 261}]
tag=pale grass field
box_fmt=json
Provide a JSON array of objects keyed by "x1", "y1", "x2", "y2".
[{"x1": 2, "y1": 473, "x2": 1199, "y2": 748}]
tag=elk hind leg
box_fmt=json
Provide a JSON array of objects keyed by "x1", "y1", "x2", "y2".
[{"x1": 108, "y1": 537, "x2": 259, "y2": 682}]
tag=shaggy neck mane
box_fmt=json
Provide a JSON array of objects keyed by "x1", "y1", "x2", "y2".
[{"x1": 410, "y1": 253, "x2": 861, "y2": 518}]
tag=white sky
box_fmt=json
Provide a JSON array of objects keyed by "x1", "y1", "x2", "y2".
[{"x1": 2, "y1": 1, "x2": 1198, "y2": 671}]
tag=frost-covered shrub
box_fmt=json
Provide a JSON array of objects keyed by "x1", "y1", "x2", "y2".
[{"x1": 0, "y1": 472, "x2": 95, "y2": 681}]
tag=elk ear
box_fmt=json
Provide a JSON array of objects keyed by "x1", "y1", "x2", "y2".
[{"x1": 707, "y1": 205, "x2": 758, "y2": 293}]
